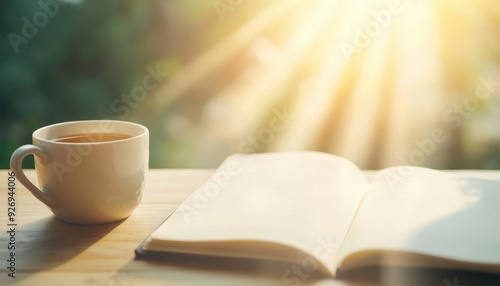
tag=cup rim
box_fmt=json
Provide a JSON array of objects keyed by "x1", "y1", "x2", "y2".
[{"x1": 33, "y1": 120, "x2": 149, "y2": 145}]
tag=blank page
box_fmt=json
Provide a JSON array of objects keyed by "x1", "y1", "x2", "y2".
[
  {"x1": 337, "y1": 167, "x2": 500, "y2": 269},
  {"x1": 150, "y1": 152, "x2": 369, "y2": 272}
]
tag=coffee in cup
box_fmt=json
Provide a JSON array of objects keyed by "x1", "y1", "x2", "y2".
[{"x1": 10, "y1": 120, "x2": 149, "y2": 224}]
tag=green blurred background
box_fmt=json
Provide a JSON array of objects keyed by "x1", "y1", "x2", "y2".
[
  {"x1": 1, "y1": 0, "x2": 499, "y2": 170},
  {"x1": 1, "y1": 0, "x2": 221, "y2": 168}
]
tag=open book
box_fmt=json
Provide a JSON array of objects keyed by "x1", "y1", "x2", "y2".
[{"x1": 135, "y1": 152, "x2": 500, "y2": 276}]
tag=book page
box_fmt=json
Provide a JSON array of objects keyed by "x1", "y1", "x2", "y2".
[
  {"x1": 337, "y1": 167, "x2": 500, "y2": 272},
  {"x1": 148, "y1": 152, "x2": 369, "y2": 275}
]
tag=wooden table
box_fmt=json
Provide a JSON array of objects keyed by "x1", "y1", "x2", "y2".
[{"x1": 1, "y1": 170, "x2": 499, "y2": 286}]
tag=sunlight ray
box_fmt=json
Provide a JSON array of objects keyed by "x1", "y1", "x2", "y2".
[
  {"x1": 134, "y1": 0, "x2": 500, "y2": 169},
  {"x1": 271, "y1": 0, "x2": 366, "y2": 152},
  {"x1": 198, "y1": 0, "x2": 341, "y2": 145},
  {"x1": 134, "y1": 0, "x2": 301, "y2": 117},
  {"x1": 332, "y1": 15, "x2": 395, "y2": 168},
  {"x1": 379, "y1": 0, "x2": 446, "y2": 167}
]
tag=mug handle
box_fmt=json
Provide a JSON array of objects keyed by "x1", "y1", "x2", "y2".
[{"x1": 10, "y1": 145, "x2": 56, "y2": 209}]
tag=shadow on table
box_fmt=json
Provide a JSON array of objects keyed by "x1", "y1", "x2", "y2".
[{"x1": 0, "y1": 215, "x2": 122, "y2": 283}]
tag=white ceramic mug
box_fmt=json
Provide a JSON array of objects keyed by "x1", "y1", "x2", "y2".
[{"x1": 10, "y1": 120, "x2": 149, "y2": 224}]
